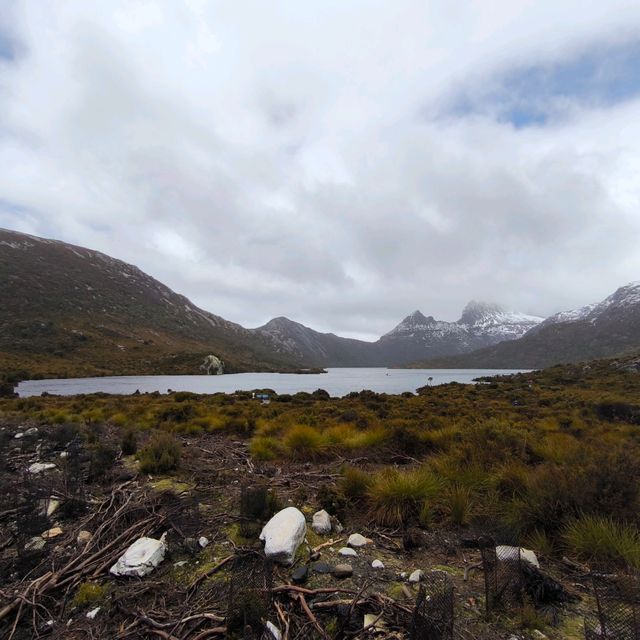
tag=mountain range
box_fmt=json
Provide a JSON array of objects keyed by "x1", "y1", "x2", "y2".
[{"x1": 1, "y1": 227, "x2": 639, "y2": 378}]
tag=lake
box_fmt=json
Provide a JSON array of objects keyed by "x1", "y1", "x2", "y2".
[{"x1": 17, "y1": 368, "x2": 525, "y2": 398}]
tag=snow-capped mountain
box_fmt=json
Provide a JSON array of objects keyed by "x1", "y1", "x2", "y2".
[
  {"x1": 376, "y1": 302, "x2": 543, "y2": 364},
  {"x1": 416, "y1": 282, "x2": 640, "y2": 369}
]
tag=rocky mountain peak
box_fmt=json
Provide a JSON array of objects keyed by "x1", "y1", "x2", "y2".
[{"x1": 458, "y1": 301, "x2": 505, "y2": 325}]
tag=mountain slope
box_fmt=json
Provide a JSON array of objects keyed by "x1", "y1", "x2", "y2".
[
  {"x1": 376, "y1": 303, "x2": 542, "y2": 365},
  {"x1": 0, "y1": 228, "x2": 303, "y2": 378},
  {"x1": 253, "y1": 317, "x2": 381, "y2": 367},
  {"x1": 255, "y1": 303, "x2": 542, "y2": 368},
  {"x1": 413, "y1": 282, "x2": 640, "y2": 369}
]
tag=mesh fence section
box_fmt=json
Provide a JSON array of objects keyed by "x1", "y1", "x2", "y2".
[
  {"x1": 239, "y1": 483, "x2": 270, "y2": 539},
  {"x1": 480, "y1": 538, "x2": 524, "y2": 613},
  {"x1": 226, "y1": 553, "x2": 274, "y2": 639},
  {"x1": 584, "y1": 571, "x2": 640, "y2": 640},
  {"x1": 410, "y1": 570, "x2": 454, "y2": 640}
]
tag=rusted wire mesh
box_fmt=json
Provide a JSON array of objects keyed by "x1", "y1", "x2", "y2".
[
  {"x1": 226, "y1": 553, "x2": 274, "y2": 639},
  {"x1": 584, "y1": 571, "x2": 640, "y2": 640},
  {"x1": 410, "y1": 570, "x2": 454, "y2": 640},
  {"x1": 480, "y1": 537, "x2": 524, "y2": 613}
]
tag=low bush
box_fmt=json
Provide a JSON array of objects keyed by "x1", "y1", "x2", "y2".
[
  {"x1": 338, "y1": 467, "x2": 373, "y2": 503},
  {"x1": 563, "y1": 515, "x2": 640, "y2": 568},
  {"x1": 138, "y1": 432, "x2": 181, "y2": 474},
  {"x1": 284, "y1": 425, "x2": 323, "y2": 460}
]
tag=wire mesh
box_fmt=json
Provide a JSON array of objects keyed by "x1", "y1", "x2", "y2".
[
  {"x1": 239, "y1": 483, "x2": 270, "y2": 538},
  {"x1": 410, "y1": 570, "x2": 454, "y2": 640},
  {"x1": 226, "y1": 553, "x2": 274, "y2": 639},
  {"x1": 584, "y1": 571, "x2": 640, "y2": 640},
  {"x1": 480, "y1": 537, "x2": 524, "y2": 613}
]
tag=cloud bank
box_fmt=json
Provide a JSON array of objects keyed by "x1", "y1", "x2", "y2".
[{"x1": 1, "y1": 0, "x2": 640, "y2": 339}]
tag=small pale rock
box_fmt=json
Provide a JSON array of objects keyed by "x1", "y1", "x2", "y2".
[
  {"x1": 46, "y1": 498, "x2": 61, "y2": 517},
  {"x1": 364, "y1": 614, "x2": 385, "y2": 630},
  {"x1": 25, "y1": 427, "x2": 39, "y2": 436},
  {"x1": 333, "y1": 519, "x2": 344, "y2": 534},
  {"x1": 532, "y1": 631, "x2": 548, "y2": 639},
  {"x1": 42, "y1": 527, "x2": 63, "y2": 539},
  {"x1": 174, "y1": 560, "x2": 188, "y2": 567},
  {"x1": 28, "y1": 462, "x2": 56, "y2": 474},
  {"x1": 265, "y1": 621, "x2": 282, "y2": 640},
  {"x1": 59, "y1": 451, "x2": 69, "y2": 459},
  {"x1": 86, "y1": 607, "x2": 100, "y2": 620},
  {"x1": 25, "y1": 536, "x2": 46, "y2": 552},
  {"x1": 14, "y1": 432, "x2": 24, "y2": 439},
  {"x1": 311, "y1": 509, "x2": 332, "y2": 535},
  {"x1": 333, "y1": 564, "x2": 353, "y2": 579},
  {"x1": 371, "y1": 559, "x2": 385, "y2": 569},
  {"x1": 339, "y1": 547, "x2": 358, "y2": 557},
  {"x1": 347, "y1": 533, "x2": 372, "y2": 548},
  {"x1": 110, "y1": 534, "x2": 167, "y2": 577},
  {"x1": 409, "y1": 569, "x2": 424, "y2": 583},
  {"x1": 496, "y1": 545, "x2": 540, "y2": 568},
  {"x1": 77, "y1": 530, "x2": 92, "y2": 546},
  {"x1": 198, "y1": 536, "x2": 209, "y2": 548},
  {"x1": 259, "y1": 507, "x2": 306, "y2": 565}
]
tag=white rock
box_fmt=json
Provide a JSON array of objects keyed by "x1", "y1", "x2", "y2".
[
  {"x1": 259, "y1": 507, "x2": 306, "y2": 565},
  {"x1": 86, "y1": 607, "x2": 100, "y2": 620},
  {"x1": 312, "y1": 509, "x2": 332, "y2": 535},
  {"x1": 14, "y1": 432, "x2": 24, "y2": 439},
  {"x1": 347, "y1": 533, "x2": 372, "y2": 548},
  {"x1": 371, "y1": 559, "x2": 385, "y2": 569},
  {"x1": 110, "y1": 534, "x2": 167, "y2": 577},
  {"x1": 174, "y1": 560, "x2": 188, "y2": 567},
  {"x1": 198, "y1": 536, "x2": 209, "y2": 548},
  {"x1": 339, "y1": 547, "x2": 358, "y2": 557},
  {"x1": 496, "y1": 545, "x2": 540, "y2": 568},
  {"x1": 46, "y1": 498, "x2": 61, "y2": 517},
  {"x1": 28, "y1": 462, "x2": 56, "y2": 474},
  {"x1": 265, "y1": 621, "x2": 282, "y2": 640},
  {"x1": 25, "y1": 536, "x2": 46, "y2": 552},
  {"x1": 409, "y1": 569, "x2": 424, "y2": 583},
  {"x1": 25, "y1": 427, "x2": 39, "y2": 436},
  {"x1": 60, "y1": 451, "x2": 69, "y2": 459}
]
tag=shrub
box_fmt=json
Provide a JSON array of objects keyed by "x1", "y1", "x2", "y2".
[
  {"x1": 250, "y1": 436, "x2": 283, "y2": 461},
  {"x1": 87, "y1": 444, "x2": 117, "y2": 483},
  {"x1": 339, "y1": 467, "x2": 373, "y2": 503},
  {"x1": 284, "y1": 425, "x2": 323, "y2": 460},
  {"x1": 367, "y1": 468, "x2": 441, "y2": 527},
  {"x1": 121, "y1": 428, "x2": 137, "y2": 455},
  {"x1": 563, "y1": 516, "x2": 640, "y2": 568},
  {"x1": 138, "y1": 432, "x2": 181, "y2": 474},
  {"x1": 444, "y1": 484, "x2": 473, "y2": 526}
]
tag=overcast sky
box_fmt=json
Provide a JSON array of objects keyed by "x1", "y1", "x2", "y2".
[{"x1": 1, "y1": 1, "x2": 640, "y2": 340}]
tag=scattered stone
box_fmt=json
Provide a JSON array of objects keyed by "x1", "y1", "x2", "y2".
[
  {"x1": 496, "y1": 545, "x2": 540, "y2": 568},
  {"x1": 42, "y1": 527, "x2": 63, "y2": 539},
  {"x1": 311, "y1": 561, "x2": 333, "y2": 574},
  {"x1": 14, "y1": 432, "x2": 24, "y2": 439},
  {"x1": 333, "y1": 564, "x2": 353, "y2": 579},
  {"x1": 86, "y1": 607, "x2": 100, "y2": 620},
  {"x1": 198, "y1": 536, "x2": 209, "y2": 549},
  {"x1": 311, "y1": 509, "x2": 332, "y2": 535},
  {"x1": 25, "y1": 427, "x2": 39, "y2": 436},
  {"x1": 265, "y1": 621, "x2": 282, "y2": 640},
  {"x1": 532, "y1": 631, "x2": 548, "y2": 639},
  {"x1": 371, "y1": 559, "x2": 385, "y2": 569},
  {"x1": 259, "y1": 507, "x2": 306, "y2": 565},
  {"x1": 292, "y1": 565, "x2": 308, "y2": 584},
  {"x1": 28, "y1": 462, "x2": 56, "y2": 474},
  {"x1": 347, "y1": 533, "x2": 372, "y2": 548},
  {"x1": 60, "y1": 451, "x2": 69, "y2": 459},
  {"x1": 174, "y1": 560, "x2": 188, "y2": 567},
  {"x1": 332, "y1": 519, "x2": 344, "y2": 534},
  {"x1": 110, "y1": 534, "x2": 168, "y2": 577},
  {"x1": 46, "y1": 498, "x2": 61, "y2": 517},
  {"x1": 339, "y1": 547, "x2": 358, "y2": 557},
  {"x1": 364, "y1": 614, "x2": 385, "y2": 630},
  {"x1": 77, "y1": 530, "x2": 92, "y2": 546},
  {"x1": 409, "y1": 569, "x2": 424, "y2": 583},
  {"x1": 25, "y1": 536, "x2": 46, "y2": 552}
]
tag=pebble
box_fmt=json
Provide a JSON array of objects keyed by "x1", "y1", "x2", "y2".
[
  {"x1": 332, "y1": 564, "x2": 353, "y2": 579},
  {"x1": 77, "y1": 530, "x2": 93, "y2": 546},
  {"x1": 371, "y1": 559, "x2": 385, "y2": 569},
  {"x1": 42, "y1": 527, "x2": 63, "y2": 539},
  {"x1": 292, "y1": 566, "x2": 309, "y2": 584},
  {"x1": 409, "y1": 569, "x2": 424, "y2": 583},
  {"x1": 25, "y1": 537, "x2": 46, "y2": 552},
  {"x1": 348, "y1": 533, "x2": 373, "y2": 548},
  {"x1": 312, "y1": 509, "x2": 332, "y2": 535},
  {"x1": 198, "y1": 536, "x2": 209, "y2": 548},
  {"x1": 28, "y1": 462, "x2": 56, "y2": 475},
  {"x1": 265, "y1": 621, "x2": 282, "y2": 640},
  {"x1": 339, "y1": 547, "x2": 358, "y2": 557},
  {"x1": 86, "y1": 607, "x2": 100, "y2": 620},
  {"x1": 311, "y1": 561, "x2": 333, "y2": 574}
]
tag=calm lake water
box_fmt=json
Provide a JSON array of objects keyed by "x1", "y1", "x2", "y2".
[{"x1": 17, "y1": 368, "x2": 525, "y2": 398}]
